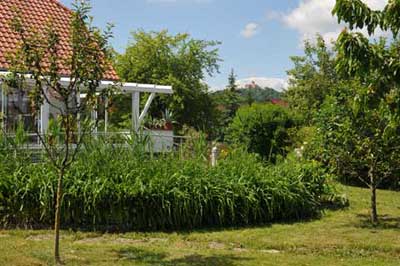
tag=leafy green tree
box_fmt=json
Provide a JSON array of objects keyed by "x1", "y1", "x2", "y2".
[
  {"x1": 5, "y1": 1, "x2": 114, "y2": 263},
  {"x1": 331, "y1": 0, "x2": 400, "y2": 224},
  {"x1": 115, "y1": 30, "x2": 221, "y2": 132},
  {"x1": 284, "y1": 35, "x2": 338, "y2": 123}
]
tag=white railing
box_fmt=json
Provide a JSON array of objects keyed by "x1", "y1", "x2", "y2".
[{"x1": 0, "y1": 130, "x2": 191, "y2": 153}]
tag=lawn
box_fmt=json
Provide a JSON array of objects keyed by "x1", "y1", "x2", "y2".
[{"x1": 0, "y1": 185, "x2": 399, "y2": 266}]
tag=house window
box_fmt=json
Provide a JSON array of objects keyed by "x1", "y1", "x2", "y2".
[{"x1": 5, "y1": 88, "x2": 38, "y2": 133}]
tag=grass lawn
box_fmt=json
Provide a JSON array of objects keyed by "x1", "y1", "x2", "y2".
[{"x1": 0, "y1": 185, "x2": 399, "y2": 266}]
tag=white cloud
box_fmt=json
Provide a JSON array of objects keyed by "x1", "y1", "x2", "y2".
[
  {"x1": 280, "y1": 0, "x2": 388, "y2": 45},
  {"x1": 240, "y1": 23, "x2": 260, "y2": 39}
]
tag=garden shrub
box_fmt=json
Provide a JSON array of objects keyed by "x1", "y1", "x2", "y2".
[{"x1": 226, "y1": 103, "x2": 296, "y2": 162}]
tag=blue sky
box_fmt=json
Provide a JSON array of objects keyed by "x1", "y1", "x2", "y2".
[{"x1": 59, "y1": 0, "x2": 387, "y2": 90}]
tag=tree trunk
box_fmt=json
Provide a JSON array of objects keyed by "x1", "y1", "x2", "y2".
[
  {"x1": 369, "y1": 168, "x2": 378, "y2": 225},
  {"x1": 370, "y1": 185, "x2": 378, "y2": 225},
  {"x1": 54, "y1": 168, "x2": 64, "y2": 265}
]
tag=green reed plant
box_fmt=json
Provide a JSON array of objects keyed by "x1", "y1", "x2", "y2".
[{"x1": 0, "y1": 137, "x2": 339, "y2": 231}]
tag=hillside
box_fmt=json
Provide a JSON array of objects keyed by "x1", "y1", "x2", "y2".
[
  {"x1": 237, "y1": 86, "x2": 282, "y2": 102},
  {"x1": 212, "y1": 85, "x2": 283, "y2": 105}
]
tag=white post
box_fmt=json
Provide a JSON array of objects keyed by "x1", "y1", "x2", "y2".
[
  {"x1": 40, "y1": 93, "x2": 50, "y2": 135},
  {"x1": 211, "y1": 146, "x2": 218, "y2": 167},
  {"x1": 139, "y1": 92, "x2": 155, "y2": 124},
  {"x1": 104, "y1": 97, "x2": 108, "y2": 133},
  {"x1": 91, "y1": 104, "x2": 98, "y2": 136},
  {"x1": 132, "y1": 91, "x2": 140, "y2": 132}
]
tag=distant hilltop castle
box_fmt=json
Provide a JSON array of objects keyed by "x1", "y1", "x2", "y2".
[{"x1": 244, "y1": 81, "x2": 258, "y2": 89}]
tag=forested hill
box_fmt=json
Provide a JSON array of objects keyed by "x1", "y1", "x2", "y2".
[
  {"x1": 212, "y1": 85, "x2": 283, "y2": 103},
  {"x1": 237, "y1": 86, "x2": 282, "y2": 102}
]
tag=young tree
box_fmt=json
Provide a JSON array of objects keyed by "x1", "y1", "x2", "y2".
[
  {"x1": 332, "y1": 0, "x2": 400, "y2": 224},
  {"x1": 115, "y1": 30, "x2": 221, "y2": 132},
  {"x1": 4, "y1": 1, "x2": 115, "y2": 263}
]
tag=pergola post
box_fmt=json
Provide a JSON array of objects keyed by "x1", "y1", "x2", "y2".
[
  {"x1": 40, "y1": 88, "x2": 49, "y2": 135},
  {"x1": 132, "y1": 91, "x2": 140, "y2": 132},
  {"x1": 40, "y1": 101, "x2": 49, "y2": 135},
  {"x1": 91, "y1": 103, "x2": 98, "y2": 136},
  {"x1": 139, "y1": 92, "x2": 156, "y2": 125}
]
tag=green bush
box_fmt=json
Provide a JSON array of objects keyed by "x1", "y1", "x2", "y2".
[
  {"x1": 226, "y1": 103, "x2": 296, "y2": 162},
  {"x1": 0, "y1": 140, "x2": 337, "y2": 231}
]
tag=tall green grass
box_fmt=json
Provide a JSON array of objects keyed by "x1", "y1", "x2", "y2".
[{"x1": 0, "y1": 137, "x2": 337, "y2": 231}]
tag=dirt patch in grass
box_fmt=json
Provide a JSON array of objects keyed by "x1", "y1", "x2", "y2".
[
  {"x1": 75, "y1": 236, "x2": 169, "y2": 246},
  {"x1": 260, "y1": 249, "x2": 281, "y2": 254},
  {"x1": 26, "y1": 234, "x2": 53, "y2": 241},
  {"x1": 74, "y1": 236, "x2": 104, "y2": 244},
  {"x1": 208, "y1": 241, "x2": 226, "y2": 250}
]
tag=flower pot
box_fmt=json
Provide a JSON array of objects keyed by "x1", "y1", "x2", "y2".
[{"x1": 164, "y1": 122, "x2": 173, "y2": 130}]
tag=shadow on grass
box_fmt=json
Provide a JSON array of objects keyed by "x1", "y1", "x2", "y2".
[
  {"x1": 353, "y1": 214, "x2": 400, "y2": 230},
  {"x1": 117, "y1": 247, "x2": 251, "y2": 266}
]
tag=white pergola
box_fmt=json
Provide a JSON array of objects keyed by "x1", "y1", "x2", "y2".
[{"x1": 0, "y1": 72, "x2": 173, "y2": 134}]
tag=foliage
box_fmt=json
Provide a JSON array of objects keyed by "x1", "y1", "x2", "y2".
[
  {"x1": 309, "y1": 82, "x2": 400, "y2": 189},
  {"x1": 284, "y1": 35, "x2": 339, "y2": 123},
  {"x1": 115, "y1": 30, "x2": 221, "y2": 132},
  {"x1": 0, "y1": 137, "x2": 337, "y2": 231},
  {"x1": 209, "y1": 70, "x2": 240, "y2": 141},
  {"x1": 332, "y1": 0, "x2": 400, "y2": 224},
  {"x1": 211, "y1": 79, "x2": 283, "y2": 141},
  {"x1": 226, "y1": 103, "x2": 296, "y2": 162}
]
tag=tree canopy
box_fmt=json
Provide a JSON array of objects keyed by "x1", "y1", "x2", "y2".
[
  {"x1": 115, "y1": 30, "x2": 221, "y2": 131},
  {"x1": 327, "y1": 0, "x2": 400, "y2": 224},
  {"x1": 284, "y1": 35, "x2": 339, "y2": 122}
]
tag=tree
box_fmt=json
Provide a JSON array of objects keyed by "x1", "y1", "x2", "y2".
[
  {"x1": 4, "y1": 1, "x2": 115, "y2": 263},
  {"x1": 224, "y1": 69, "x2": 240, "y2": 120},
  {"x1": 314, "y1": 81, "x2": 400, "y2": 225},
  {"x1": 284, "y1": 35, "x2": 339, "y2": 123},
  {"x1": 115, "y1": 30, "x2": 221, "y2": 132},
  {"x1": 332, "y1": 0, "x2": 400, "y2": 224},
  {"x1": 227, "y1": 68, "x2": 238, "y2": 92}
]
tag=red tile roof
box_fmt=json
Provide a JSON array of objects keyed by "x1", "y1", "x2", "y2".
[{"x1": 0, "y1": 0, "x2": 118, "y2": 81}]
